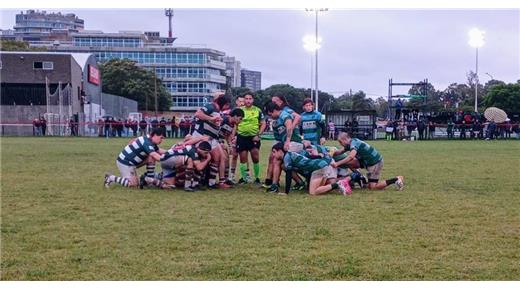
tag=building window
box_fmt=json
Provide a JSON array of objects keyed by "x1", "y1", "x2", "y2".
[
  {"x1": 33, "y1": 61, "x2": 53, "y2": 70},
  {"x1": 43, "y1": 61, "x2": 54, "y2": 70}
]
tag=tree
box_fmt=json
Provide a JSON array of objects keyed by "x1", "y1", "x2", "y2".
[
  {"x1": 352, "y1": 91, "x2": 374, "y2": 110},
  {"x1": 374, "y1": 97, "x2": 389, "y2": 118},
  {"x1": 329, "y1": 90, "x2": 374, "y2": 111},
  {"x1": 0, "y1": 40, "x2": 46, "y2": 51},
  {"x1": 230, "y1": 87, "x2": 252, "y2": 99},
  {"x1": 482, "y1": 83, "x2": 520, "y2": 114},
  {"x1": 329, "y1": 93, "x2": 353, "y2": 111},
  {"x1": 441, "y1": 83, "x2": 470, "y2": 110},
  {"x1": 100, "y1": 58, "x2": 171, "y2": 111},
  {"x1": 259, "y1": 84, "x2": 306, "y2": 112},
  {"x1": 407, "y1": 82, "x2": 443, "y2": 112}
]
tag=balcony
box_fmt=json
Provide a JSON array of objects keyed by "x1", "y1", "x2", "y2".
[{"x1": 208, "y1": 59, "x2": 225, "y2": 70}]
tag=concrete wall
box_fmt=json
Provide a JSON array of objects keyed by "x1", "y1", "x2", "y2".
[
  {"x1": 1, "y1": 53, "x2": 73, "y2": 84},
  {"x1": 1, "y1": 105, "x2": 46, "y2": 136}
]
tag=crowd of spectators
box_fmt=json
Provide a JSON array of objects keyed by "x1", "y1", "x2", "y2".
[
  {"x1": 95, "y1": 116, "x2": 197, "y2": 138},
  {"x1": 384, "y1": 109, "x2": 520, "y2": 140}
]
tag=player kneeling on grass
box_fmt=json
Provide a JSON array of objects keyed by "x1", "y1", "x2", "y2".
[
  {"x1": 333, "y1": 132, "x2": 404, "y2": 191},
  {"x1": 104, "y1": 128, "x2": 166, "y2": 188},
  {"x1": 271, "y1": 142, "x2": 351, "y2": 196},
  {"x1": 301, "y1": 140, "x2": 367, "y2": 190},
  {"x1": 160, "y1": 141, "x2": 212, "y2": 192}
]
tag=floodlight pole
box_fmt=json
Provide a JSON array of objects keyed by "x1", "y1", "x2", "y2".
[
  {"x1": 474, "y1": 47, "x2": 479, "y2": 113},
  {"x1": 315, "y1": 10, "x2": 319, "y2": 112}
]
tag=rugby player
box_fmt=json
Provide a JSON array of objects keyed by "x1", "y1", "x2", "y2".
[
  {"x1": 104, "y1": 128, "x2": 166, "y2": 188},
  {"x1": 333, "y1": 132, "x2": 404, "y2": 191},
  {"x1": 264, "y1": 102, "x2": 304, "y2": 193},
  {"x1": 300, "y1": 98, "x2": 326, "y2": 145},
  {"x1": 160, "y1": 141, "x2": 212, "y2": 192},
  {"x1": 271, "y1": 142, "x2": 351, "y2": 196},
  {"x1": 218, "y1": 108, "x2": 245, "y2": 185},
  {"x1": 193, "y1": 93, "x2": 232, "y2": 189}
]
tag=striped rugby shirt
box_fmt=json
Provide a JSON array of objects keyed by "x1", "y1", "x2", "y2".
[
  {"x1": 117, "y1": 136, "x2": 159, "y2": 166},
  {"x1": 301, "y1": 111, "x2": 324, "y2": 145},
  {"x1": 161, "y1": 144, "x2": 199, "y2": 163},
  {"x1": 219, "y1": 115, "x2": 234, "y2": 140},
  {"x1": 194, "y1": 103, "x2": 221, "y2": 139}
]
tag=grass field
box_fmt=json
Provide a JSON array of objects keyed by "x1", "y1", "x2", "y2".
[{"x1": 1, "y1": 137, "x2": 519, "y2": 280}]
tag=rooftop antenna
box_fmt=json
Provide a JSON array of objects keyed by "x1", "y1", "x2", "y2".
[{"x1": 165, "y1": 9, "x2": 174, "y2": 41}]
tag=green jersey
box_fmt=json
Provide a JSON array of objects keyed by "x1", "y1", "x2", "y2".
[
  {"x1": 237, "y1": 106, "x2": 264, "y2": 136},
  {"x1": 283, "y1": 151, "x2": 330, "y2": 173},
  {"x1": 348, "y1": 138, "x2": 382, "y2": 167},
  {"x1": 273, "y1": 109, "x2": 302, "y2": 142}
]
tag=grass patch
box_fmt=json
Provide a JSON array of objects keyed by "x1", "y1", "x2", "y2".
[{"x1": 1, "y1": 137, "x2": 519, "y2": 280}]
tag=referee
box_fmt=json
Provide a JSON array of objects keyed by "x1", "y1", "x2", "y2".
[{"x1": 236, "y1": 92, "x2": 266, "y2": 184}]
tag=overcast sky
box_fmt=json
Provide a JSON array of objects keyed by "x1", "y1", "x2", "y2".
[{"x1": 1, "y1": 8, "x2": 519, "y2": 97}]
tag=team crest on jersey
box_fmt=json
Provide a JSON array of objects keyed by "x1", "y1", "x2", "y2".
[{"x1": 302, "y1": 121, "x2": 316, "y2": 129}]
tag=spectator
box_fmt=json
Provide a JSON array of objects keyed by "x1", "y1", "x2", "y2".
[
  {"x1": 172, "y1": 116, "x2": 178, "y2": 138},
  {"x1": 166, "y1": 118, "x2": 172, "y2": 138},
  {"x1": 117, "y1": 118, "x2": 124, "y2": 137},
  {"x1": 159, "y1": 117, "x2": 167, "y2": 137},
  {"x1": 344, "y1": 119, "x2": 351, "y2": 133},
  {"x1": 124, "y1": 119, "x2": 131, "y2": 137},
  {"x1": 504, "y1": 119, "x2": 512, "y2": 139},
  {"x1": 97, "y1": 118, "x2": 104, "y2": 137},
  {"x1": 139, "y1": 119, "x2": 148, "y2": 136},
  {"x1": 395, "y1": 98, "x2": 403, "y2": 120},
  {"x1": 512, "y1": 121, "x2": 520, "y2": 139},
  {"x1": 40, "y1": 117, "x2": 47, "y2": 136},
  {"x1": 417, "y1": 118, "x2": 426, "y2": 140},
  {"x1": 471, "y1": 119, "x2": 481, "y2": 139},
  {"x1": 398, "y1": 120, "x2": 405, "y2": 140},
  {"x1": 392, "y1": 120, "x2": 399, "y2": 140},
  {"x1": 447, "y1": 119, "x2": 454, "y2": 139},
  {"x1": 352, "y1": 119, "x2": 359, "y2": 137},
  {"x1": 406, "y1": 120, "x2": 414, "y2": 137},
  {"x1": 428, "y1": 120, "x2": 435, "y2": 140},
  {"x1": 328, "y1": 120, "x2": 335, "y2": 140},
  {"x1": 111, "y1": 118, "x2": 117, "y2": 137},
  {"x1": 179, "y1": 117, "x2": 187, "y2": 137},
  {"x1": 69, "y1": 118, "x2": 77, "y2": 136},
  {"x1": 464, "y1": 112, "x2": 473, "y2": 124},
  {"x1": 33, "y1": 118, "x2": 41, "y2": 136},
  {"x1": 151, "y1": 118, "x2": 159, "y2": 130},
  {"x1": 385, "y1": 121, "x2": 394, "y2": 141},
  {"x1": 412, "y1": 109, "x2": 419, "y2": 122},
  {"x1": 130, "y1": 119, "x2": 138, "y2": 137},
  {"x1": 486, "y1": 120, "x2": 496, "y2": 140},
  {"x1": 460, "y1": 121, "x2": 467, "y2": 139}
]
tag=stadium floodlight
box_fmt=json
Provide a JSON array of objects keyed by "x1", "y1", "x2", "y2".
[
  {"x1": 304, "y1": 8, "x2": 328, "y2": 111},
  {"x1": 468, "y1": 28, "x2": 485, "y2": 112},
  {"x1": 302, "y1": 35, "x2": 322, "y2": 52},
  {"x1": 468, "y1": 28, "x2": 485, "y2": 48}
]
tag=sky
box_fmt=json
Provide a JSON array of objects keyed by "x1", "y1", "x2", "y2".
[{"x1": 1, "y1": 8, "x2": 519, "y2": 98}]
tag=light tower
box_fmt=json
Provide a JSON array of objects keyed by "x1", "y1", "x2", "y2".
[
  {"x1": 468, "y1": 28, "x2": 485, "y2": 113},
  {"x1": 165, "y1": 9, "x2": 174, "y2": 40}
]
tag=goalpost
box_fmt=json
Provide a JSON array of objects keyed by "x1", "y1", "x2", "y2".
[{"x1": 45, "y1": 78, "x2": 73, "y2": 136}]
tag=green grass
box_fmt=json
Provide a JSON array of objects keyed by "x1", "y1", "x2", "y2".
[{"x1": 1, "y1": 137, "x2": 519, "y2": 280}]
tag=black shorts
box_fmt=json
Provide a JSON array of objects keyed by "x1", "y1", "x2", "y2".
[{"x1": 236, "y1": 135, "x2": 261, "y2": 152}]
